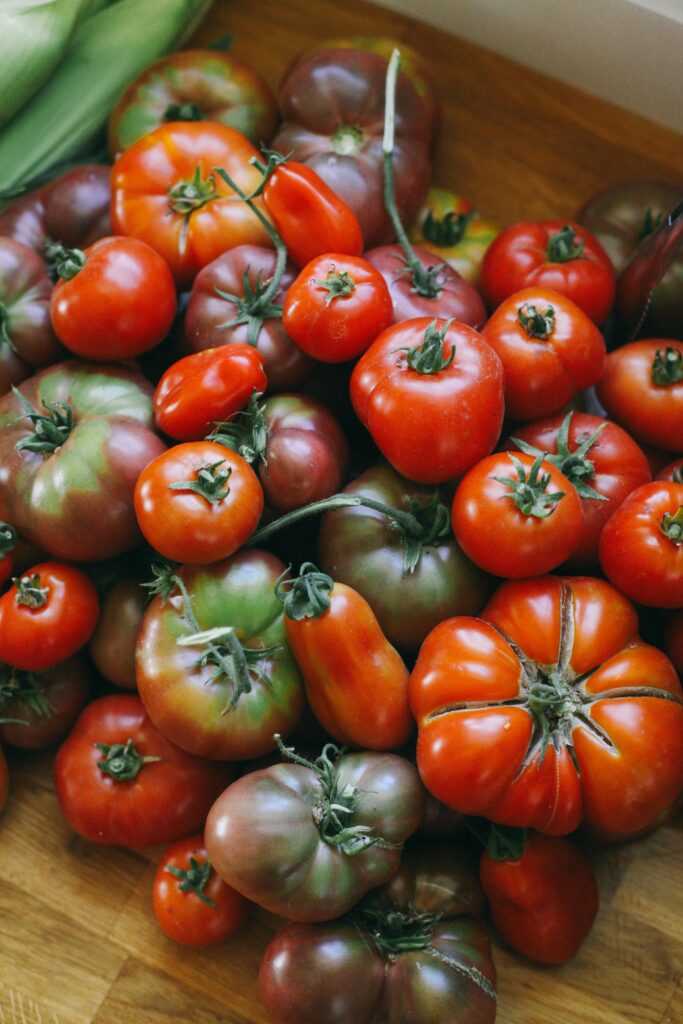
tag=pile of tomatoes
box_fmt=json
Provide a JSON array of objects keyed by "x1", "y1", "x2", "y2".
[{"x1": 0, "y1": 36, "x2": 681, "y2": 1024}]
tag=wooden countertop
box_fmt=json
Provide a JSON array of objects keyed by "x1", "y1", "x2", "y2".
[{"x1": 1, "y1": 0, "x2": 682, "y2": 1022}]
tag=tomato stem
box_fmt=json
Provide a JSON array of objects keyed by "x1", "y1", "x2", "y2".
[
  {"x1": 494, "y1": 453, "x2": 565, "y2": 518},
  {"x1": 168, "y1": 165, "x2": 219, "y2": 214},
  {"x1": 465, "y1": 818, "x2": 528, "y2": 861},
  {"x1": 546, "y1": 225, "x2": 584, "y2": 263},
  {"x1": 313, "y1": 267, "x2": 356, "y2": 305},
  {"x1": 44, "y1": 241, "x2": 86, "y2": 281},
  {"x1": 209, "y1": 391, "x2": 269, "y2": 465},
  {"x1": 164, "y1": 101, "x2": 204, "y2": 122},
  {"x1": 166, "y1": 857, "x2": 217, "y2": 907},
  {"x1": 511, "y1": 412, "x2": 607, "y2": 502},
  {"x1": 651, "y1": 346, "x2": 683, "y2": 386},
  {"x1": 403, "y1": 319, "x2": 455, "y2": 374},
  {"x1": 660, "y1": 506, "x2": 683, "y2": 544},
  {"x1": 422, "y1": 208, "x2": 473, "y2": 248},
  {"x1": 167, "y1": 459, "x2": 232, "y2": 504},
  {"x1": 12, "y1": 387, "x2": 73, "y2": 454},
  {"x1": 95, "y1": 739, "x2": 162, "y2": 781},
  {"x1": 0, "y1": 301, "x2": 17, "y2": 352},
  {"x1": 13, "y1": 572, "x2": 49, "y2": 609},
  {"x1": 275, "y1": 562, "x2": 334, "y2": 620},
  {"x1": 517, "y1": 302, "x2": 555, "y2": 339},
  {"x1": 0, "y1": 666, "x2": 53, "y2": 722}
]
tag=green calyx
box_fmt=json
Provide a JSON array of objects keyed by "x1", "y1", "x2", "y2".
[
  {"x1": 331, "y1": 124, "x2": 364, "y2": 157},
  {"x1": 494, "y1": 453, "x2": 565, "y2": 518},
  {"x1": 313, "y1": 266, "x2": 356, "y2": 305},
  {"x1": 465, "y1": 818, "x2": 528, "y2": 861},
  {"x1": 168, "y1": 459, "x2": 232, "y2": 504},
  {"x1": 12, "y1": 387, "x2": 73, "y2": 454},
  {"x1": 275, "y1": 562, "x2": 334, "y2": 621},
  {"x1": 168, "y1": 165, "x2": 218, "y2": 215},
  {"x1": 13, "y1": 572, "x2": 49, "y2": 609},
  {"x1": 517, "y1": 302, "x2": 555, "y2": 340},
  {"x1": 44, "y1": 242, "x2": 86, "y2": 281},
  {"x1": 421, "y1": 208, "x2": 473, "y2": 248},
  {"x1": 209, "y1": 391, "x2": 269, "y2": 465},
  {"x1": 164, "y1": 101, "x2": 204, "y2": 122},
  {"x1": 0, "y1": 666, "x2": 53, "y2": 724},
  {"x1": 652, "y1": 346, "x2": 683, "y2": 386},
  {"x1": 404, "y1": 318, "x2": 455, "y2": 374},
  {"x1": 355, "y1": 904, "x2": 438, "y2": 955},
  {"x1": 166, "y1": 857, "x2": 216, "y2": 907},
  {"x1": 216, "y1": 271, "x2": 284, "y2": 348},
  {"x1": 660, "y1": 506, "x2": 683, "y2": 544},
  {"x1": 511, "y1": 411, "x2": 607, "y2": 502},
  {"x1": 546, "y1": 225, "x2": 585, "y2": 263},
  {"x1": 0, "y1": 301, "x2": 15, "y2": 351},
  {"x1": 0, "y1": 522, "x2": 16, "y2": 559},
  {"x1": 638, "y1": 206, "x2": 663, "y2": 242},
  {"x1": 95, "y1": 739, "x2": 162, "y2": 782}
]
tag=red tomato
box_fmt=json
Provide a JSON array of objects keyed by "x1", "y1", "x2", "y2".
[
  {"x1": 480, "y1": 833, "x2": 599, "y2": 964},
  {"x1": 0, "y1": 562, "x2": 99, "y2": 671},
  {"x1": 111, "y1": 121, "x2": 271, "y2": 288},
  {"x1": 599, "y1": 481, "x2": 683, "y2": 608},
  {"x1": 153, "y1": 345, "x2": 267, "y2": 441},
  {"x1": 55, "y1": 695, "x2": 232, "y2": 846},
  {"x1": 452, "y1": 451, "x2": 582, "y2": 577},
  {"x1": 262, "y1": 160, "x2": 363, "y2": 268},
  {"x1": 481, "y1": 221, "x2": 615, "y2": 324},
  {"x1": 481, "y1": 287, "x2": 606, "y2": 420},
  {"x1": 350, "y1": 317, "x2": 504, "y2": 484},
  {"x1": 50, "y1": 237, "x2": 177, "y2": 360},
  {"x1": 153, "y1": 834, "x2": 248, "y2": 947},
  {"x1": 282, "y1": 254, "x2": 392, "y2": 362},
  {"x1": 134, "y1": 441, "x2": 263, "y2": 564},
  {"x1": 658, "y1": 458, "x2": 683, "y2": 483},
  {"x1": 595, "y1": 339, "x2": 683, "y2": 453}
]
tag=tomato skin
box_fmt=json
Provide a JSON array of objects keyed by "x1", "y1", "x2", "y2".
[
  {"x1": 481, "y1": 286, "x2": 606, "y2": 420},
  {"x1": 408, "y1": 186, "x2": 498, "y2": 286},
  {"x1": 282, "y1": 254, "x2": 393, "y2": 363},
  {"x1": 50, "y1": 237, "x2": 176, "y2": 361},
  {"x1": 452, "y1": 452, "x2": 582, "y2": 577},
  {"x1": 350, "y1": 317, "x2": 504, "y2": 484},
  {"x1": 481, "y1": 220, "x2": 615, "y2": 324},
  {"x1": 480, "y1": 833, "x2": 599, "y2": 964},
  {"x1": 153, "y1": 345, "x2": 267, "y2": 442},
  {"x1": 595, "y1": 339, "x2": 683, "y2": 453},
  {"x1": 134, "y1": 441, "x2": 263, "y2": 565},
  {"x1": 89, "y1": 579, "x2": 148, "y2": 690},
  {"x1": 0, "y1": 562, "x2": 99, "y2": 671},
  {"x1": 55, "y1": 695, "x2": 232, "y2": 847},
  {"x1": 599, "y1": 481, "x2": 683, "y2": 608},
  {"x1": 0, "y1": 655, "x2": 90, "y2": 749},
  {"x1": 658, "y1": 457, "x2": 683, "y2": 482},
  {"x1": 153, "y1": 834, "x2": 248, "y2": 948}
]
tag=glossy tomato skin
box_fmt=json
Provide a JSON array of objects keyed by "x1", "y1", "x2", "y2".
[
  {"x1": 599, "y1": 481, "x2": 683, "y2": 608},
  {"x1": 365, "y1": 244, "x2": 487, "y2": 328},
  {"x1": 480, "y1": 833, "x2": 599, "y2": 964},
  {"x1": 0, "y1": 562, "x2": 99, "y2": 671},
  {"x1": 134, "y1": 441, "x2": 263, "y2": 565},
  {"x1": 282, "y1": 254, "x2": 393, "y2": 362},
  {"x1": 153, "y1": 834, "x2": 248, "y2": 948},
  {"x1": 507, "y1": 412, "x2": 652, "y2": 568},
  {"x1": 51, "y1": 237, "x2": 176, "y2": 361},
  {"x1": 184, "y1": 244, "x2": 313, "y2": 391},
  {"x1": 351, "y1": 318, "x2": 504, "y2": 484},
  {"x1": 410, "y1": 575, "x2": 683, "y2": 839},
  {"x1": 408, "y1": 186, "x2": 498, "y2": 286},
  {"x1": 481, "y1": 220, "x2": 615, "y2": 324},
  {"x1": 111, "y1": 121, "x2": 271, "y2": 288},
  {"x1": 0, "y1": 361, "x2": 166, "y2": 562},
  {"x1": 595, "y1": 339, "x2": 683, "y2": 452},
  {"x1": 259, "y1": 842, "x2": 496, "y2": 1024},
  {"x1": 204, "y1": 750, "x2": 424, "y2": 921},
  {"x1": 55, "y1": 695, "x2": 232, "y2": 846},
  {"x1": 452, "y1": 452, "x2": 582, "y2": 577},
  {"x1": 136, "y1": 551, "x2": 305, "y2": 760},
  {"x1": 0, "y1": 655, "x2": 90, "y2": 749},
  {"x1": 481, "y1": 286, "x2": 606, "y2": 419},
  {"x1": 153, "y1": 344, "x2": 267, "y2": 441},
  {"x1": 89, "y1": 578, "x2": 148, "y2": 689},
  {"x1": 318, "y1": 464, "x2": 492, "y2": 652}
]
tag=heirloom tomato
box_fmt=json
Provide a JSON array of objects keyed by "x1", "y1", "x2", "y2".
[
  {"x1": 410, "y1": 575, "x2": 683, "y2": 839},
  {"x1": 409, "y1": 186, "x2": 498, "y2": 286},
  {"x1": 0, "y1": 655, "x2": 90, "y2": 749},
  {"x1": 55, "y1": 694, "x2": 232, "y2": 847},
  {"x1": 204, "y1": 743, "x2": 424, "y2": 921},
  {"x1": 89, "y1": 578, "x2": 149, "y2": 690}
]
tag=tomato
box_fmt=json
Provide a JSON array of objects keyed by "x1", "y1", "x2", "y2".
[
  {"x1": 0, "y1": 745, "x2": 7, "y2": 813},
  {"x1": 153, "y1": 834, "x2": 248, "y2": 948},
  {"x1": 89, "y1": 578, "x2": 148, "y2": 690},
  {"x1": 0, "y1": 522, "x2": 16, "y2": 587},
  {"x1": 108, "y1": 49, "x2": 278, "y2": 155},
  {"x1": 55, "y1": 694, "x2": 232, "y2": 846},
  {"x1": 111, "y1": 121, "x2": 271, "y2": 288},
  {"x1": 350, "y1": 317, "x2": 504, "y2": 484},
  {"x1": 282, "y1": 254, "x2": 392, "y2": 363},
  {"x1": 664, "y1": 608, "x2": 683, "y2": 674},
  {"x1": 50, "y1": 237, "x2": 176, "y2": 361},
  {"x1": 481, "y1": 287, "x2": 606, "y2": 420},
  {"x1": 136, "y1": 551, "x2": 305, "y2": 760},
  {"x1": 262, "y1": 159, "x2": 363, "y2": 268},
  {"x1": 480, "y1": 832, "x2": 599, "y2": 964},
  {"x1": 409, "y1": 575, "x2": 683, "y2": 838},
  {"x1": 658, "y1": 457, "x2": 683, "y2": 483},
  {"x1": 599, "y1": 481, "x2": 683, "y2": 608},
  {"x1": 0, "y1": 655, "x2": 90, "y2": 749},
  {"x1": 408, "y1": 186, "x2": 498, "y2": 286},
  {"x1": 0, "y1": 562, "x2": 99, "y2": 671},
  {"x1": 153, "y1": 344, "x2": 267, "y2": 442},
  {"x1": 595, "y1": 339, "x2": 683, "y2": 453},
  {"x1": 481, "y1": 220, "x2": 616, "y2": 324},
  {"x1": 452, "y1": 451, "x2": 582, "y2": 578},
  {"x1": 204, "y1": 743, "x2": 424, "y2": 921},
  {"x1": 0, "y1": 361, "x2": 166, "y2": 562},
  {"x1": 508, "y1": 411, "x2": 652, "y2": 568},
  {"x1": 134, "y1": 441, "x2": 263, "y2": 565},
  {"x1": 184, "y1": 244, "x2": 313, "y2": 391},
  {"x1": 277, "y1": 563, "x2": 412, "y2": 749},
  {"x1": 259, "y1": 842, "x2": 496, "y2": 1024}
]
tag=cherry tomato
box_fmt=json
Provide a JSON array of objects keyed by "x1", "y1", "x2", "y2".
[
  {"x1": 481, "y1": 220, "x2": 615, "y2": 324},
  {"x1": 153, "y1": 344, "x2": 267, "y2": 441},
  {"x1": 282, "y1": 254, "x2": 392, "y2": 363},
  {"x1": 134, "y1": 441, "x2": 263, "y2": 564},
  {"x1": 0, "y1": 562, "x2": 99, "y2": 671},
  {"x1": 153, "y1": 834, "x2": 248, "y2": 947}
]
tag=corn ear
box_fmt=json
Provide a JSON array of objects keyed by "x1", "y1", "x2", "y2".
[{"x1": 0, "y1": 0, "x2": 214, "y2": 193}]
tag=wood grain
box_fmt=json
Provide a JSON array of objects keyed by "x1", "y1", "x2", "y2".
[{"x1": 1, "y1": 0, "x2": 683, "y2": 1022}]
